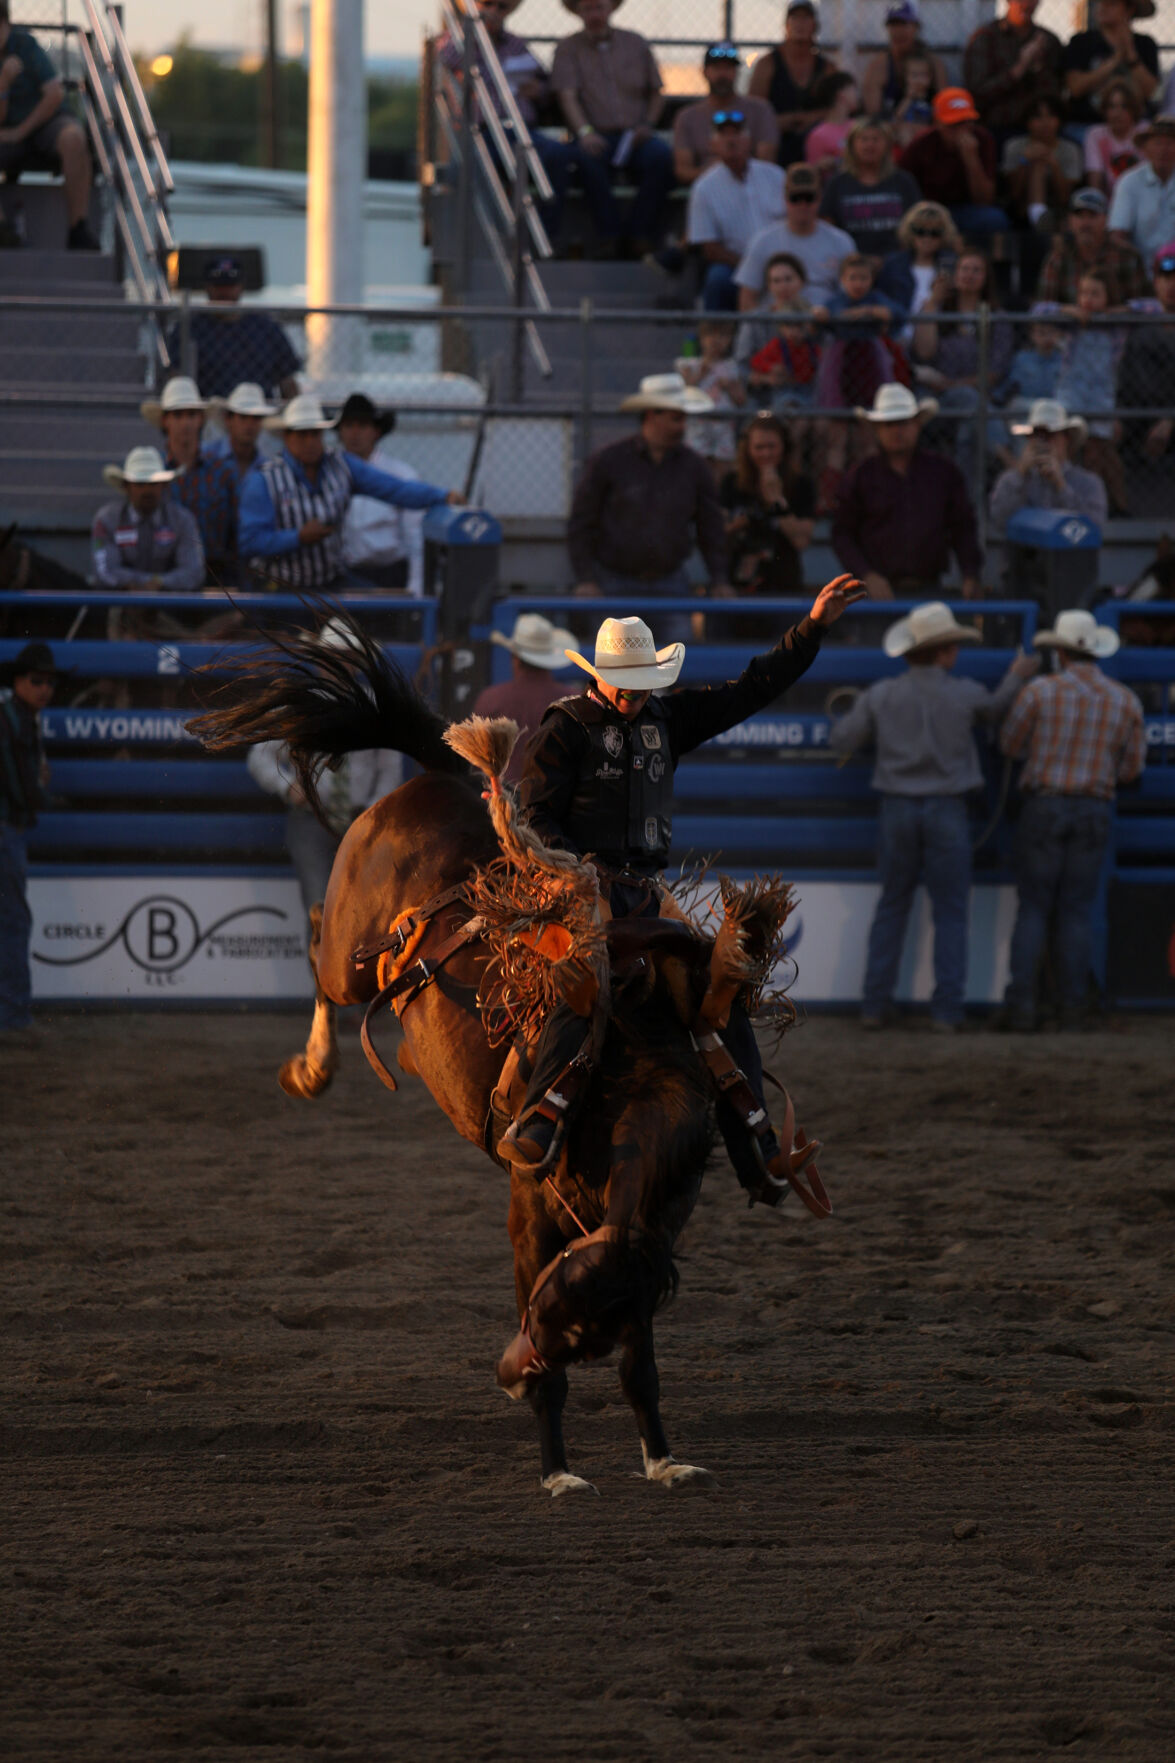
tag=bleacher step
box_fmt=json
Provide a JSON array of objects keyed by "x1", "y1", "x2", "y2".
[
  {"x1": 0, "y1": 348, "x2": 147, "y2": 387},
  {"x1": 0, "y1": 249, "x2": 119, "y2": 284}
]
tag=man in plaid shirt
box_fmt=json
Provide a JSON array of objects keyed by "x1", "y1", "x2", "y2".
[{"x1": 999, "y1": 608, "x2": 1144, "y2": 1029}]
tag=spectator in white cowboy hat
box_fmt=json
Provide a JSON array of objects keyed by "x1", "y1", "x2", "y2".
[
  {"x1": 141, "y1": 376, "x2": 239, "y2": 586},
  {"x1": 831, "y1": 600, "x2": 1038, "y2": 1031},
  {"x1": 832, "y1": 383, "x2": 983, "y2": 600},
  {"x1": 90, "y1": 446, "x2": 205, "y2": 593},
  {"x1": 568, "y1": 373, "x2": 729, "y2": 641},
  {"x1": 989, "y1": 398, "x2": 1107, "y2": 533},
  {"x1": 472, "y1": 613, "x2": 579, "y2": 783},
  {"x1": 0, "y1": 0, "x2": 98, "y2": 249},
  {"x1": 999, "y1": 608, "x2": 1144, "y2": 1030},
  {"x1": 163, "y1": 254, "x2": 302, "y2": 401},
  {"x1": 247, "y1": 619, "x2": 403, "y2": 918},
  {"x1": 1108, "y1": 112, "x2": 1175, "y2": 264},
  {"x1": 335, "y1": 393, "x2": 427, "y2": 594},
  {"x1": 204, "y1": 382, "x2": 279, "y2": 481},
  {"x1": 238, "y1": 393, "x2": 461, "y2": 592}
]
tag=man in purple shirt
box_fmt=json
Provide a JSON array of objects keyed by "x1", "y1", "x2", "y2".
[{"x1": 832, "y1": 383, "x2": 983, "y2": 598}]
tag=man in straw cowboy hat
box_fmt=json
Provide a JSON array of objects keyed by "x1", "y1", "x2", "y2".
[
  {"x1": 989, "y1": 397, "x2": 1107, "y2": 534},
  {"x1": 500, "y1": 572, "x2": 865, "y2": 1188},
  {"x1": 473, "y1": 613, "x2": 578, "y2": 784},
  {"x1": 569, "y1": 372, "x2": 729, "y2": 638},
  {"x1": 0, "y1": 641, "x2": 66, "y2": 1035},
  {"x1": 238, "y1": 393, "x2": 461, "y2": 592},
  {"x1": 141, "y1": 376, "x2": 239, "y2": 586},
  {"x1": 832, "y1": 383, "x2": 983, "y2": 600},
  {"x1": 998, "y1": 608, "x2": 1144, "y2": 1030},
  {"x1": 205, "y1": 382, "x2": 279, "y2": 482},
  {"x1": 830, "y1": 601, "x2": 1038, "y2": 1032},
  {"x1": 91, "y1": 446, "x2": 205, "y2": 594}
]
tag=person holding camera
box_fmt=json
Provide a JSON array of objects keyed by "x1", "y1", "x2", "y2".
[{"x1": 988, "y1": 397, "x2": 1107, "y2": 533}]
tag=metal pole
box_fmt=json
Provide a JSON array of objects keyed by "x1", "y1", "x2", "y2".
[
  {"x1": 723, "y1": 1, "x2": 734, "y2": 43},
  {"x1": 976, "y1": 303, "x2": 990, "y2": 565},
  {"x1": 306, "y1": 0, "x2": 366, "y2": 377},
  {"x1": 263, "y1": 0, "x2": 280, "y2": 170},
  {"x1": 510, "y1": 137, "x2": 526, "y2": 405},
  {"x1": 577, "y1": 295, "x2": 594, "y2": 474},
  {"x1": 455, "y1": 14, "x2": 477, "y2": 297},
  {"x1": 179, "y1": 287, "x2": 192, "y2": 376}
]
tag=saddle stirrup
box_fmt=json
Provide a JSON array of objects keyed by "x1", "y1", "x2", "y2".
[{"x1": 691, "y1": 1022, "x2": 831, "y2": 1219}]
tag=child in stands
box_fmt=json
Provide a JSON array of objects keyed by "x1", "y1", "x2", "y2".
[
  {"x1": 679, "y1": 319, "x2": 745, "y2": 471},
  {"x1": 1055, "y1": 269, "x2": 1128, "y2": 514},
  {"x1": 735, "y1": 252, "x2": 821, "y2": 467},
  {"x1": 804, "y1": 72, "x2": 861, "y2": 181},
  {"x1": 892, "y1": 54, "x2": 935, "y2": 148},
  {"x1": 816, "y1": 252, "x2": 905, "y2": 507}
]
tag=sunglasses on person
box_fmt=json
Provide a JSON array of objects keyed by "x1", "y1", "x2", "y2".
[
  {"x1": 1155, "y1": 254, "x2": 1175, "y2": 275},
  {"x1": 712, "y1": 110, "x2": 747, "y2": 128},
  {"x1": 613, "y1": 688, "x2": 648, "y2": 702},
  {"x1": 787, "y1": 189, "x2": 818, "y2": 203},
  {"x1": 911, "y1": 225, "x2": 943, "y2": 238}
]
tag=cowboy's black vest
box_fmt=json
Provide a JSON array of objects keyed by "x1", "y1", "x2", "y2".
[{"x1": 553, "y1": 694, "x2": 674, "y2": 872}]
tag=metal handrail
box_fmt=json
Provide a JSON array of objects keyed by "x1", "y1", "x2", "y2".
[{"x1": 438, "y1": 0, "x2": 553, "y2": 201}]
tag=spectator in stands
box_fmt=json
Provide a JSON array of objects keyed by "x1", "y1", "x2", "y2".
[
  {"x1": 912, "y1": 248, "x2": 1014, "y2": 475},
  {"x1": 166, "y1": 256, "x2": 301, "y2": 403},
  {"x1": 890, "y1": 53, "x2": 937, "y2": 150},
  {"x1": 1108, "y1": 113, "x2": 1175, "y2": 265},
  {"x1": 1038, "y1": 185, "x2": 1148, "y2": 305},
  {"x1": 247, "y1": 622, "x2": 403, "y2": 917},
  {"x1": 818, "y1": 119, "x2": 920, "y2": 260},
  {"x1": 567, "y1": 373, "x2": 730, "y2": 632},
  {"x1": 830, "y1": 602, "x2": 1035, "y2": 1032},
  {"x1": 205, "y1": 382, "x2": 276, "y2": 481},
  {"x1": 1084, "y1": 79, "x2": 1145, "y2": 194},
  {"x1": 1062, "y1": 0, "x2": 1158, "y2": 131},
  {"x1": 877, "y1": 201, "x2": 964, "y2": 326},
  {"x1": 1054, "y1": 273, "x2": 1129, "y2": 511},
  {"x1": 438, "y1": 0, "x2": 579, "y2": 246},
  {"x1": 803, "y1": 73, "x2": 861, "y2": 181},
  {"x1": 989, "y1": 398, "x2": 1108, "y2": 532},
  {"x1": 832, "y1": 383, "x2": 982, "y2": 599},
  {"x1": 816, "y1": 253, "x2": 906, "y2": 506},
  {"x1": 679, "y1": 320, "x2": 744, "y2": 468},
  {"x1": 962, "y1": 0, "x2": 1063, "y2": 143},
  {"x1": 687, "y1": 111, "x2": 786, "y2": 310},
  {"x1": 1115, "y1": 237, "x2": 1175, "y2": 463},
  {"x1": 673, "y1": 42, "x2": 778, "y2": 184},
  {"x1": 472, "y1": 612, "x2": 578, "y2": 784},
  {"x1": 0, "y1": 640, "x2": 61, "y2": 1036},
  {"x1": 0, "y1": 0, "x2": 98, "y2": 250},
  {"x1": 551, "y1": 0, "x2": 673, "y2": 257},
  {"x1": 735, "y1": 162, "x2": 854, "y2": 312},
  {"x1": 736, "y1": 252, "x2": 821, "y2": 444},
  {"x1": 141, "y1": 376, "x2": 239, "y2": 588},
  {"x1": 719, "y1": 411, "x2": 815, "y2": 600},
  {"x1": 240, "y1": 394, "x2": 458, "y2": 592},
  {"x1": 91, "y1": 447, "x2": 205, "y2": 592},
  {"x1": 1002, "y1": 95, "x2": 1081, "y2": 230},
  {"x1": 335, "y1": 393, "x2": 427, "y2": 593},
  {"x1": 999, "y1": 608, "x2": 1144, "y2": 1030},
  {"x1": 993, "y1": 301, "x2": 1064, "y2": 408},
  {"x1": 861, "y1": 4, "x2": 948, "y2": 124},
  {"x1": 899, "y1": 88, "x2": 1008, "y2": 237},
  {"x1": 748, "y1": 0, "x2": 837, "y2": 169}
]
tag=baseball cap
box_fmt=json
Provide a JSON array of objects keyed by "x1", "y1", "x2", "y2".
[
  {"x1": 786, "y1": 0, "x2": 817, "y2": 13},
  {"x1": 704, "y1": 41, "x2": 741, "y2": 62},
  {"x1": 1152, "y1": 238, "x2": 1175, "y2": 274},
  {"x1": 786, "y1": 162, "x2": 820, "y2": 191},
  {"x1": 933, "y1": 88, "x2": 979, "y2": 126},
  {"x1": 1069, "y1": 187, "x2": 1109, "y2": 214},
  {"x1": 204, "y1": 254, "x2": 244, "y2": 286},
  {"x1": 886, "y1": 2, "x2": 920, "y2": 22}
]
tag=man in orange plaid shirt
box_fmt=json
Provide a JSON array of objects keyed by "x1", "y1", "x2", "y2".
[{"x1": 999, "y1": 609, "x2": 1144, "y2": 1029}]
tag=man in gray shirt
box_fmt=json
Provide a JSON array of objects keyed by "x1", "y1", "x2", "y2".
[
  {"x1": 830, "y1": 600, "x2": 1037, "y2": 1031},
  {"x1": 735, "y1": 162, "x2": 855, "y2": 310},
  {"x1": 989, "y1": 398, "x2": 1108, "y2": 532}
]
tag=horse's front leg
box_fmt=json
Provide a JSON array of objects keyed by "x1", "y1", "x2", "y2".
[
  {"x1": 618, "y1": 1326, "x2": 712, "y2": 1488},
  {"x1": 528, "y1": 1367, "x2": 596, "y2": 1498}
]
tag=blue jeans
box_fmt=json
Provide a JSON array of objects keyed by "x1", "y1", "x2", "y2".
[
  {"x1": 701, "y1": 261, "x2": 738, "y2": 311},
  {"x1": 863, "y1": 794, "x2": 972, "y2": 1023},
  {"x1": 1006, "y1": 794, "x2": 1112, "y2": 1015},
  {"x1": 594, "y1": 564, "x2": 695, "y2": 644},
  {"x1": 0, "y1": 822, "x2": 33, "y2": 1029},
  {"x1": 575, "y1": 130, "x2": 675, "y2": 243},
  {"x1": 950, "y1": 203, "x2": 1010, "y2": 236}
]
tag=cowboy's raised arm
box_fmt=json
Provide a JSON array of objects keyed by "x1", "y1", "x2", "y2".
[{"x1": 664, "y1": 575, "x2": 864, "y2": 758}]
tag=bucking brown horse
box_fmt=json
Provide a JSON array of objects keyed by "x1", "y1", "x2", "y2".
[{"x1": 192, "y1": 619, "x2": 822, "y2": 1496}]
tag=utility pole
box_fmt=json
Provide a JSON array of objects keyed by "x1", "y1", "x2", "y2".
[
  {"x1": 306, "y1": 0, "x2": 365, "y2": 375},
  {"x1": 262, "y1": 0, "x2": 280, "y2": 170}
]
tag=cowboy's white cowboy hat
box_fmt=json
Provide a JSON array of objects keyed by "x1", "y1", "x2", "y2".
[
  {"x1": 208, "y1": 381, "x2": 277, "y2": 421},
  {"x1": 620, "y1": 372, "x2": 714, "y2": 416},
  {"x1": 565, "y1": 615, "x2": 685, "y2": 691},
  {"x1": 1033, "y1": 609, "x2": 1119, "y2": 659},
  {"x1": 857, "y1": 383, "x2": 939, "y2": 423},
  {"x1": 102, "y1": 445, "x2": 177, "y2": 490},
  {"x1": 883, "y1": 600, "x2": 981, "y2": 659},
  {"x1": 264, "y1": 392, "x2": 335, "y2": 432},
  {"x1": 140, "y1": 376, "x2": 207, "y2": 428},
  {"x1": 1011, "y1": 397, "x2": 1087, "y2": 439},
  {"x1": 491, "y1": 611, "x2": 578, "y2": 670}
]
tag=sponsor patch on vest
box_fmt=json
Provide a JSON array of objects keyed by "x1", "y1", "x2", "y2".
[
  {"x1": 648, "y1": 753, "x2": 665, "y2": 783},
  {"x1": 639, "y1": 724, "x2": 662, "y2": 751},
  {"x1": 156, "y1": 529, "x2": 175, "y2": 547},
  {"x1": 602, "y1": 725, "x2": 624, "y2": 758},
  {"x1": 114, "y1": 527, "x2": 138, "y2": 547},
  {"x1": 644, "y1": 816, "x2": 660, "y2": 848},
  {"x1": 594, "y1": 762, "x2": 624, "y2": 780}
]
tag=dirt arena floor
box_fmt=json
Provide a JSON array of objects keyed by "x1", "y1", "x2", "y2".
[{"x1": 3, "y1": 1010, "x2": 1173, "y2": 1761}]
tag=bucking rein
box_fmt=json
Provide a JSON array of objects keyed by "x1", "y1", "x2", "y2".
[{"x1": 347, "y1": 720, "x2": 831, "y2": 1222}]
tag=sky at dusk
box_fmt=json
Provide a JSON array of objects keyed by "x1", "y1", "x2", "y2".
[{"x1": 123, "y1": 1, "x2": 433, "y2": 62}]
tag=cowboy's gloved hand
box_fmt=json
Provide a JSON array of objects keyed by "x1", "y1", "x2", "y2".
[{"x1": 809, "y1": 574, "x2": 867, "y2": 626}]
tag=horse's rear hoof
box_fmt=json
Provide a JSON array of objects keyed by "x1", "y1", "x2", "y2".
[
  {"x1": 541, "y1": 1472, "x2": 599, "y2": 1498},
  {"x1": 278, "y1": 1056, "x2": 331, "y2": 1100}
]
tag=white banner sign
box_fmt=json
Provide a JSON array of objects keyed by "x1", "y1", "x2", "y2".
[{"x1": 30, "y1": 875, "x2": 314, "y2": 1002}]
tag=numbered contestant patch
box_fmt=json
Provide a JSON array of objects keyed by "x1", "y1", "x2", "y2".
[
  {"x1": 602, "y1": 726, "x2": 624, "y2": 757},
  {"x1": 639, "y1": 724, "x2": 662, "y2": 750}
]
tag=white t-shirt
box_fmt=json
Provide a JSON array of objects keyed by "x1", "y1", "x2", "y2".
[
  {"x1": 686, "y1": 158, "x2": 787, "y2": 255},
  {"x1": 734, "y1": 218, "x2": 856, "y2": 307}
]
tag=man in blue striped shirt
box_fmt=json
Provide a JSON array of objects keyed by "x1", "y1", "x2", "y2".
[{"x1": 238, "y1": 394, "x2": 460, "y2": 590}]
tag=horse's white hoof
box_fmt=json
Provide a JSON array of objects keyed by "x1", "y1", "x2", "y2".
[
  {"x1": 542, "y1": 1472, "x2": 599, "y2": 1498},
  {"x1": 643, "y1": 1452, "x2": 713, "y2": 1487}
]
